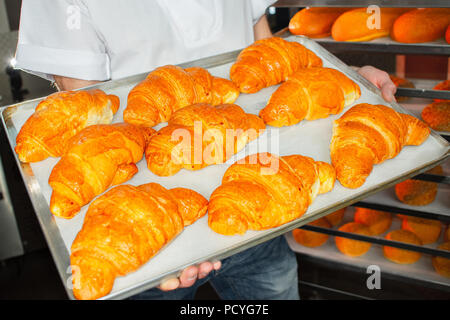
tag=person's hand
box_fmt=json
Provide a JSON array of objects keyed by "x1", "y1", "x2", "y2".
[
  {"x1": 357, "y1": 65, "x2": 397, "y2": 102},
  {"x1": 158, "y1": 261, "x2": 222, "y2": 291}
]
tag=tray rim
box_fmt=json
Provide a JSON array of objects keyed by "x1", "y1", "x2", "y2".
[{"x1": 1, "y1": 35, "x2": 449, "y2": 300}]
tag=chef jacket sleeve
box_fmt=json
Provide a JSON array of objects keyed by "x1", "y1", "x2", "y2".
[
  {"x1": 15, "y1": 0, "x2": 110, "y2": 82},
  {"x1": 250, "y1": 0, "x2": 277, "y2": 25}
]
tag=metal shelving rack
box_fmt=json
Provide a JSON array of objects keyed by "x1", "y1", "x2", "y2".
[{"x1": 271, "y1": 0, "x2": 450, "y2": 297}]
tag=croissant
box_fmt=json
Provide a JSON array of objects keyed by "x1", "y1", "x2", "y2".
[
  {"x1": 49, "y1": 123, "x2": 156, "y2": 219},
  {"x1": 330, "y1": 103, "x2": 430, "y2": 189},
  {"x1": 123, "y1": 65, "x2": 239, "y2": 127},
  {"x1": 15, "y1": 89, "x2": 120, "y2": 163},
  {"x1": 145, "y1": 103, "x2": 265, "y2": 176},
  {"x1": 70, "y1": 183, "x2": 208, "y2": 300},
  {"x1": 259, "y1": 67, "x2": 361, "y2": 127},
  {"x1": 229, "y1": 37, "x2": 323, "y2": 94},
  {"x1": 208, "y1": 152, "x2": 336, "y2": 236}
]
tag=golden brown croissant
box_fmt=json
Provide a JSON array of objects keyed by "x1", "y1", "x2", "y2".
[
  {"x1": 15, "y1": 89, "x2": 120, "y2": 163},
  {"x1": 229, "y1": 37, "x2": 323, "y2": 94},
  {"x1": 208, "y1": 153, "x2": 336, "y2": 236},
  {"x1": 70, "y1": 183, "x2": 208, "y2": 300},
  {"x1": 260, "y1": 67, "x2": 361, "y2": 127},
  {"x1": 123, "y1": 65, "x2": 239, "y2": 127},
  {"x1": 49, "y1": 123, "x2": 156, "y2": 219},
  {"x1": 330, "y1": 103, "x2": 430, "y2": 189},
  {"x1": 145, "y1": 103, "x2": 265, "y2": 176}
]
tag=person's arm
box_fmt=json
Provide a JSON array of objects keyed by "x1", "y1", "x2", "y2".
[
  {"x1": 254, "y1": 14, "x2": 273, "y2": 40},
  {"x1": 53, "y1": 75, "x2": 101, "y2": 91}
]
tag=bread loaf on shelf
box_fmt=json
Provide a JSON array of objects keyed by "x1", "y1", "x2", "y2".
[
  {"x1": 335, "y1": 222, "x2": 372, "y2": 257},
  {"x1": 70, "y1": 183, "x2": 208, "y2": 300},
  {"x1": 330, "y1": 103, "x2": 430, "y2": 189},
  {"x1": 432, "y1": 242, "x2": 450, "y2": 278},
  {"x1": 383, "y1": 229, "x2": 422, "y2": 264},
  {"x1": 124, "y1": 65, "x2": 239, "y2": 127},
  {"x1": 208, "y1": 153, "x2": 336, "y2": 236},
  {"x1": 229, "y1": 37, "x2": 322, "y2": 93},
  {"x1": 401, "y1": 216, "x2": 442, "y2": 245},
  {"x1": 395, "y1": 165, "x2": 443, "y2": 206},
  {"x1": 391, "y1": 8, "x2": 450, "y2": 43},
  {"x1": 289, "y1": 7, "x2": 350, "y2": 38},
  {"x1": 145, "y1": 103, "x2": 265, "y2": 176},
  {"x1": 331, "y1": 8, "x2": 410, "y2": 42},
  {"x1": 49, "y1": 123, "x2": 155, "y2": 219},
  {"x1": 389, "y1": 74, "x2": 415, "y2": 102},
  {"x1": 324, "y1": 208, "x2": 346, "y2": 227},
  {"x1": 292, "y1": 218, "x2": 331, "y2": 248},
  {"x1": 15, "y1": 89, "x2": 120, "y2": 163},
  {"x1": 259, "y1": 67, "x2": 360, "y2": 127},
  {"x1": 353, "y1": 208, "x2": 392, "y2": 236}
]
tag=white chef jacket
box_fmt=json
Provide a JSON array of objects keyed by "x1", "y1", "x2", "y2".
[{"x1": 15, "y1": 0, "x2": 275, "y2": 82}]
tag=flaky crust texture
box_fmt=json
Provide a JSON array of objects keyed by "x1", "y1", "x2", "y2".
[
  {"x1": 70, "y1": 183, "x2": 208, "y2": 300},
  {"x1": 15, "y1": 89, "x2": 120, "y2": 163},
  {"x1": 145, "y1": 103, "x2": 265, "y2": 176},
  {"x1": 124, "y1": 65, "x2": 239, "y2": 127},
  {"x1": 208, "y1": 153, "x2": 336, "y2": 236},
  {"x1": 260, "y1": 67, "x2": 361, "y2": 127},
  {"x1": 230, "y1": 37, "x2": 322, "y2": 93},
  {"x1": 49, "y1": 123, "x2": 156, "y2": 219},
  {"x1": 330, "y1": 103, "x2": 430, "y2": 189}
]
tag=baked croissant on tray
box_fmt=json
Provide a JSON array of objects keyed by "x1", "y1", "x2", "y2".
[
  {"x1": 230, "y1": 37, "x2": 322, "y2": 94},
  {"x1": 259, "y1": 67, "x2": 361, "y2": 127},
  {"x1": 70, "y1": 183, "x2": 208, "y2": 300},
  {"x1": 15, "y1": 89, "x2": 120, "y2": 163},
  {"x1": 145, "y1": 103, "x2": 265, "y2": 176},
  {"x1": 330, "y1": 103, "x2": 430, "y2": 189},
  {"x1": 123, "y1": 65, "x2": 239, "y2": 127},
  {"x1": 208, "y1": 152, "x2": 336, "y2": 236},
  {"x1": 49, "y1": 123, "x2": 155, "y2": 219}
]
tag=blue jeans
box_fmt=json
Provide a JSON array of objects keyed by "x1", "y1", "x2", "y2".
[{"x1": 131, "y1": 235, "x2": 299, "y2": 300}]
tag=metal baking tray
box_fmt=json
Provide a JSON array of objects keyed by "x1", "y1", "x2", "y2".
[{"x1": 1, "y1": 35, "x2": 449, "y2": 300}]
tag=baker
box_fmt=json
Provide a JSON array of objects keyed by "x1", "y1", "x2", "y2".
[{"x1": 14, "y1": 0, "x2": 397, "y2": 299}]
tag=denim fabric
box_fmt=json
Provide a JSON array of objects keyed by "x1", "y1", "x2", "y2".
[{"x1": 131, "y1": 235, "x2": 299, "y2": 300}]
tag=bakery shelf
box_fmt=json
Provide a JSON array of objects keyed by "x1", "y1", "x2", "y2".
[
  {"x1": 354, "y1": 183, "x2": 450, "y2": 221},
  {"x1": 273, "y1": 0, "x2": 450, "y2": 8},
  {"x1": 314, "y1": 36, "x2": 450, "y2": 56},
  {"x1": 286, "y1": 207, "x2": 450, "y2": 288}
]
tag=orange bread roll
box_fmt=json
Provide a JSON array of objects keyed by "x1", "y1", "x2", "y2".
[
  {"x1": 289, "y1": 7, "x2": 350, "y2": 38},
  {"x1": 292, "y1": 218, "x2": 331, "y2": 247},
  {"x1": 421, "y1": 102, "x2": 450, "y2": 132},
  {"x1": 432, "y1": 242, "x2": 450, "y2": 278},
  {"x1": 432, "y1": 79, "x2": 450, "y2": 103},
  {"x1": 335, "y1": 222, "x2": 372, "y2": 257},
  {"x1": 389, "y1": 74, "x2": 415, "y2": 102},
  {"x1": 445, "y1": 226, "x2": 450, "y2": 242},
  {"x1": 354, "y1": 208, "x2": 392, "y2": 236},
  {"x1": 383, "y1": 229, "x2": 422, "y2": 264},
  {"x1": 325, "y1": 208, "x2": 346, "y2": 226},
  {"x1": 395, "y1": 166, "x2": 443, "y2": 206},
  {"x1": 402, "y1": 216, "x2": 442, "y2": 245},
  {"x1": 392, "y1": 8, "x2": 450, "y2": 43},
  {"x1": 446, "y1": 24, "x2": 450, "y2": 44},
  {"x1": 331, "y1": 8, "x2": 410, "y2": 42}
]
